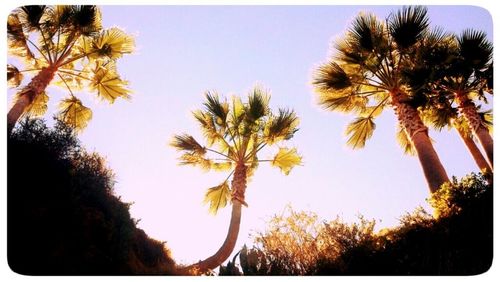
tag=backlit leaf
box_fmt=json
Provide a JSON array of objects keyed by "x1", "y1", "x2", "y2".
[
  {"x1": 7, "y1": 64, "x2": 24, "y2": 88},
  {"x1": 57, "y1": 96, "x2": 93, "y2": 132},
  {"x1": 345, "y1": 117, "x2": 375, "y2": 149},
  {"x1": 396, "y1": 124, "x2": 416, "y2": 155},
  {"x1": 90, "y1": 27, "x2": 135, "y2": 60},
  {"x1": 21, "y1": 91, "x2": 49, "y2": 118},
  {"x1": 89, "y1": 62, "x2": 131, "y2": 103},
  {"x1": 203, "y1": 182, "x2": 231, "y2": 215},
  {"x1": 271, "y1": 147, "x2": 302, "y2": 175}
]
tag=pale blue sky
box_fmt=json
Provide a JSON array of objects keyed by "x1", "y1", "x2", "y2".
[{"x1": 5, "y1": 5, "x2": 494, "y2": 265}]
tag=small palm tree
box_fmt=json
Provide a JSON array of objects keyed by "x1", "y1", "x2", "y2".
[
  {"x1": 438, "y1": 30, "x2": 493, "y2": 168},
  {"x1": 171, "y1": 87, "x2": 302, "y2": 273},
  {"x1": 312, "y1": 6, "x2": 449, "y2": 192},
  {"x1": 7, "y1": 5, "x2": 134, "y2": 135}
]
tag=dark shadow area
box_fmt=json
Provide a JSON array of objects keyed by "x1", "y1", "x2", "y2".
[{"x1": 8, "y1": 118, "x2": 178, "y2": 275}]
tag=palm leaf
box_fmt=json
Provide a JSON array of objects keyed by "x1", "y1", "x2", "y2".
[
  {"x1": 91, "y1": 27, "x2": 135, "y2": 60},
  {"x1": 70, "y1": 5, "x2": 102, "y2": 36},
  {"x1": 7, "y1": 14, "x2": 36, "y2": 61},
  {"x1": 271, "y1": 147, "x2": 302, "y2": 175},
  {"x1": 458, "y1": 29, "x2": 493, "y2": 71},
  {"x1": 396, "y1": 124, "x2": 416, "y2": 155},
  {"x1": 89, "y1": 62, "x2": 131, "y2": 103},
  {"x1": 25, "y1": 91, "x2": 49, "y2": 118},
  {"x1": 479, "y1": 110, "x2": 493, "y2": 134},
  {"x1": 57, "y1": 96, "x2": 93, "y2": 131},
  {"x1": 389, "y1": 6, "x2": 429, "y2": 49},
  {"x1": 264, "y1": 108, "x2": 299, "y2": 144},
  {"x1": 246, "y1": 87, "x2": 270, "y2": 122},
  {"x1": 317, "y1": 88, "x2": 368, "y2": 113},
  {"x1": 18, "y1": 5, "x2": 46, "y2": 31},
  {"x1": 170, "y1": 134, "x2": 206, "y2": 155},
  {"x1": 313, "y1": 61, "x2": 352, "y2": 92},
  {"x1": 204, "y1": 91, "x2": 229, "y2": 127},
  {"x1": 7, "y1": 64, "x2": 24, "y2": 88},
  {"x1": 345, "y1": 117, "x2": 375, "y2": 149},
  {"x1": 203, "y1": 182, "x2": 231, "y2": 215}
]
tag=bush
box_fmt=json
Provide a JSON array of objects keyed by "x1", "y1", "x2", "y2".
[
  {"x1": 8, "y1": 118, "x2": 178, "y2": 275},
  {"x1": 238, "y1": 174, "x2": 492, "y2": 275}
]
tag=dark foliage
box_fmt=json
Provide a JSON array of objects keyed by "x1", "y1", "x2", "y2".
[
  {"x1": 234, "y1": 174, "x2": 492, "y2": 275},
  {"x1": 8, "y1": 118, "x2": 177, "y2": 275}
]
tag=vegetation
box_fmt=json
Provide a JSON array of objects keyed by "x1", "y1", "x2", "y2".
[
  {"x1": 8, "y1": 118, "x2": 177, "y2": 275},
  {"x1": 220, "y1": 173, "x2": 492, "y2": 275},
  {"x1": 171, "y1": 87, "x2": 301, "y2": 273},
  {"x1": 7, "y1": 5, "x2": 134, "y2": 134}
]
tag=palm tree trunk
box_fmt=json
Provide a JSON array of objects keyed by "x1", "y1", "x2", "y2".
[
  {"x1": 188, "y1": 163, "x2": 247, "y2": 274},
  {"x1": 7, "y1": 67, "x2": 56, "y2": 135},
  {"x1": 455, "y1": 91, "x2": 493, "y2": 169},
  {"x1": 392, "y1": 91, "x2": 449, "y2": 193},
  {"x1": 455, "y1": 126, "x2": 492, "y2": 173}
]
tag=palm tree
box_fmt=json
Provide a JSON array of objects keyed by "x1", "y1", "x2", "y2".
[
  {"x1": 420, "y1": 100, "x2": 492, "y2": 175},
  {"x1": 312, "y1": 6, "x2": 449, "y2": 193},
  {"x1": 171, "y1": 87, "x2": 301, "y2": 273},
  {"x1": 7, "y1": 5, "x2": 134, "y2": 135},
  {"x1": 438, "y1": 30, "x2": 493, "y2": 168}
]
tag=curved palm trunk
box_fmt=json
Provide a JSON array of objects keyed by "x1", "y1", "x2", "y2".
[
  {"x1": 455, "y1": 91, "x2": 493, "y2": 169},
  {"x1": 455, "y1": 126, "x2": 492, "y2": 173},
  {"x1": 392, "y1": 91, "x2": 449, "y2": 193},
  {"x1": 188, "y1": 163, "x2": 247, "y2": 274},
  {"x1": 7, "y1": 66, "x2": 56, "y2": 135}
]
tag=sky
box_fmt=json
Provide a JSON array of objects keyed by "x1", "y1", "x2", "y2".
[{"x1": 4, "y1": 4, "x2": 495, "y2": 267}]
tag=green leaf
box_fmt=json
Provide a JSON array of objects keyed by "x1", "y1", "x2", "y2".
[
  {"x1": 345, "y1": 117, "x2": 375, "y2": 149},
  {"x1": 271, "y1": 147, "x2": 302, "y2": 175},
  {"x1": 203, "y1": 182, "x2": 231, "y2": 215}
]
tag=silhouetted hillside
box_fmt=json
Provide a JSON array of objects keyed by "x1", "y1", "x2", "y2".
[
  {"x1": 222, "y1": 173, "x2": 493, "y2": 275},
  {"x1": 8, "y1": 119, "x2": 178, "y2": 275}
]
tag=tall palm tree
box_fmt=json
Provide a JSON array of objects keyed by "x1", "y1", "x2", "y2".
[
  {"x1": 171, "y1": 87, "x2": 301, "y2": 273},
  {"x1": 7, "y1": 5, "x2": 134, "y2": 135},
  {"x1": 438, "y1": 30, "x2": 493, "y2": 168},
  {"x1": 312, "y1": 6, "x2": 450, "y2": 193},
  {"x1": 420, "y1": 99, "x2": 492, "y2": 175}
]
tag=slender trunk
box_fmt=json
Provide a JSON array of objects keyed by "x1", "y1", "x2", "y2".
[
  {"x1": 188, "y1": 163, "x2": 247, "y2": 274},
  {"x1": 7, "y1": 66, "x2": 56, "y2": 135},
  {"x1": 455, "y1": 126, "x2": 492, "y2": 173},
  {"x1": 455, "y1": 91, "x2": 493, "y2": 169},
  {"x1": 391, "y1": 91, "x2": 449, "y2": 193}
]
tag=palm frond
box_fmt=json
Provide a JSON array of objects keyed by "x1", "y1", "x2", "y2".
[
  {"x1": 89, "y1": 62, "x2": 131, "y2": 103},
  {"x1": 91, "y1": 27, "x2": 135, "y2": 60},
  {"x1": 313, "y1": 61, "x2": 352, "y2": 92},
  {"x1": 317, "y1": 87, "x2": 369, "y2": 113},
  {"x1": 7, "y1": 14, "x2": 36, "y2": 61},
  {"x1": 70, "y1": 5, "x2": 102, "y2": 36},
  {"x1": 246, "y1": 87, "x2": 270, "y2": 122},
  {"x1": 57, "y1": 96, "x2": 92, "y2": 131},
  {"x1": 264, "y1": 108, "x2": 299, "y2": 145},
  {"x1": 345, "y1": 116, "x2": 376, "y2": 149},
  {"x1": 458, "y1": 29, "x2": 493, "y2": 70},
  {"x1": 19, "y1": 91, "x2": 49, "y2": 118},
  {"x1": 343, "y1": 13, "x2": 386, "y2": 54},
  {"x1": 271, "y1": 147, "x2": 302, "y2": 175},
  {"x1": 170, "y1": 134, "x2": 206, "y2": 155},
  {"x1": 203, "y1": 182, "x2": 231, "y2": 215},
  {"x1": 18, "y1": 5, "x2": 47, "y2": 31},
  {"x1": 389, "y1": 6, "x2": 429, "y2": 49},
  {"x1": 479, "y1": 109, "x2": 493, "y2": 134},
  {"x1": 7, "y1": 64, "x2": 24, "y2": 88},
  {"x1": 396, "y1": 124, "x2": 416, "y2": 155},
  {"x1": 204, "y1": 91, "x2": 229, "y2": 127}
]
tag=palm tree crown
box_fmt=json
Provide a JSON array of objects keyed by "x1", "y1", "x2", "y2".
[
  {"x1": 171, "y1": 87, "x2": 301, "y2": 213},
  {"x1": 7, "y1": 5, "x2": 135, "y2": 133}
]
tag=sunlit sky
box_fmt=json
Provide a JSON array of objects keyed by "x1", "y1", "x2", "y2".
[{"x1": 4, "y1": 3, "x2": 494, "y2": 267}]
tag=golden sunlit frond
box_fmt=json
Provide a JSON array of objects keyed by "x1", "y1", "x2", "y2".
[
  {"x1": 396, "y1": 124, "x2": 416, "y2": 155},
  {"x1": 7, "y1": 64, "x2": 24, "y2": 88},
  {"x1": 271, "y1": 147, "x2": 302, "y2": 175},
  {"x1": 57, "y1": 96, "x2": 93, "y2": 131},
  {"x1": 345, "y1": 117, "x2": 375, "y2": 149},
  {"x1": 264, "y1": 108, "x2": 300, "y2": 145},
  {"x1": 203, "y1": 182, "x2": 231, "y2": 215},
  {"x1": 170, "y1": 134, "x2": 206, "y2": 155},
  {"x1": 89, "y1": 62, "x2": 131, "y2": 103},
  {"x1": 21, "y1": 91, "x2": 49, "y2": 118},
  {"x1": 91, "y1": 27, "x2": 135, "y2": 60}
]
